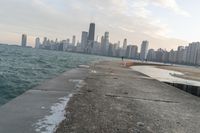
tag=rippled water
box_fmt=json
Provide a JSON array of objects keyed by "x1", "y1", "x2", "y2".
[{"x1": 0, "y1": 44, "x2": 106, "y2": 106}]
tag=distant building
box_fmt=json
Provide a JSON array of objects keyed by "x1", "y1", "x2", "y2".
[
  {"x1": 108, "y1": 43, "x2": 114, "y2": 56},
  {"x1": 86, "y1": 23, "x2": 95, "y2": 53},
  {"x1": 140, "y1": 40, "x2": 149, "y2": 61},
  {"x1": 35, "y1": 37, "x2": 40, "y2": 49},
  {"x1": 88, "y1": 23, "x2": 95, "y2": 42},
  {"x1": 130, "y1": 45, "x2": 138, "y2": 59},
  {"x1": 81, "y1": 31, "x2": 88, "y2": 52},
  {"x1": 176, "y1": 46, "x2": 185, "y2": 64},
  {"x1": 21, "y1": 34, "x2": 27, "y2": 47},
  {"x1": 169, "y1": 49, "x2": 177, "y2": 63},
  {"x1": 125, "y1": 45, "x2": 132, "y2": 58},
  {"x1": 101, "y1": 32, "x2": 109, "y2": 55},
  {"x1": 123, "y1": 38, "x2": 127, "y2": 49},
  {"x1": 155, "y1": 48, "x2": 165, "y2": 62},
  {"x1": 72, "y1": 35, "x2": 76, "y2": 46},
  {"x1": 147, "y1": 49, "x2": 156, "y2": 61},
  {"x1": 196, "y1": 47, "x2": 200, "y2": 65},
  {"x1": 187, "y1": 42, "x2": 200, "y2": 65},
  {"x1": 43, "y1": 37, "x2": 47, "y2": 46},
  {"x1": 91, "y1": 41, "x2": 101, "y2": 55}
]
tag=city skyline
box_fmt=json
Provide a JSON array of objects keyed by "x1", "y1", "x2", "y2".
[
  {"x1": 1, "y1": 0, "x2": 200, "y2": 50},
  {"x1": 30, "y1": 22, "x2": 200, "y2": 66}
]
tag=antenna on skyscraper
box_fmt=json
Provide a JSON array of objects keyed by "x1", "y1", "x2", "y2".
[{"x1": 90, "y1": 13, "x2": 95, "y2": 23}]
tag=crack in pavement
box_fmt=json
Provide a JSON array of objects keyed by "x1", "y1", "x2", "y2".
[{"x1": 105, "y1": 94, "x2": 179, "y2": 103}]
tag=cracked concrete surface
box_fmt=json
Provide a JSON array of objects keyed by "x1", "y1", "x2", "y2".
[{"x1": 56, "y1": 61, "x2": 200, "y2": 133}]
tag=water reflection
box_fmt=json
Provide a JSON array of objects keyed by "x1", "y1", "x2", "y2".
[{"x1": 131, "y1": 66, "x2": 200, "y2": 87}]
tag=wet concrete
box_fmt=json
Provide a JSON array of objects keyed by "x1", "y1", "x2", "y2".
[
  {"x1": 56, "y1": 61, "x2": 200, "y2": 133},
  {"x1": 0, "y1": 68, "x2": 90, "y2": 133}
]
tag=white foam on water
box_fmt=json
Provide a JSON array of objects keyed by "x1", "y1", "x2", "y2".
[{"x1": 34, "y1": 94, "x2": 73, "y2": 133}]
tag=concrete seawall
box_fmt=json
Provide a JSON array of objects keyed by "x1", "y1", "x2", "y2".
[
  {"x1": 56, "y1": 61, "x2": 200, "y2": 133},
  {"x1": 0, "y1": 61, "x2": 200, "y2": 133},
  {"x1": 0, "y1": 67, "x2": 90, "y2": 133}
]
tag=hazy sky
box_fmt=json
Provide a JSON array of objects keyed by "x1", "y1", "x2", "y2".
[{"x1": 0, "y1": 0, "x2": 199, "y2": 50}]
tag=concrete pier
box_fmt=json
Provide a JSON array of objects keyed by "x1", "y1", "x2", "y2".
[
  {"x1": 0, "y1": 61, "x2": 200, "y2": 133},
  {"x1": 0, "y1": 67, "x2": 90, "y2": 133},
  {"x1": 56, "y1": 61, "x2": 200, "y2": 133}
]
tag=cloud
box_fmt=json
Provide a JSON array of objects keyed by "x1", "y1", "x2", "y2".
[
  {"x1": 0, "y1": 0, "x2": 189, "y2": 49},
  {"x1": 152, "y1": 0, "x2": 190, "y2": 17},
  {"x1": 118, "y1": 26, "x2": 135, "y2": 33}
]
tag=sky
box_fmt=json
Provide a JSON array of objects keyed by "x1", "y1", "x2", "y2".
[{"x1": 0, "y1": 0, "x2": 199, "y2": 50}]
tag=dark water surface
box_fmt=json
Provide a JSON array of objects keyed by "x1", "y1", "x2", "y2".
[{"x1": 0, "y1": 44, "x2": 106, "y2": 106}]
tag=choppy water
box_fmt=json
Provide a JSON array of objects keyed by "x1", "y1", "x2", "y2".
[{"x1": 0, "y1": 44, "x2": 105, "y2": 106}]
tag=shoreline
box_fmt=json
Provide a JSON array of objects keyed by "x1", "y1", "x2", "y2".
[
  {"x1": 0, "y1": 60, "x2": 200, "y2": 132},
  {"x1": 0, "y1": 66, "x2": 91, "y2": 133}
]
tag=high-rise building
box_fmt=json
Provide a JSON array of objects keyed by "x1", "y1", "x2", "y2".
[
  {"x1": 169, "y1": 49, "x2": 177, "y2": 63},
  {"x1": 196, "y1": 47, "x2": 200, "y2": 65},
  {"x1": 81, "y1": 31, "x2": 88, "y2": 52},
  {"x1": 187, "y1": 42, "x2": 200, "y2": 65},
  {"x1": 21, "y1": 34, "x2": 27, "y2": 47},
  {"x1": 108, "y1": 43, "x2": 114, "y2": 56},
  {"x1": 125, "y1": 45, "x2": 132, "y2": 58},
  {"x1": 140, "y1": 40, "x2": 149, "y2": 61},
  {"x1": 102, "y1": 32, "x2": 109, "y2": 55},
  {"x1": 155, "y1": 48, "x2": 165, "y2": 62},
  {"x1": 130, "y1": 45, "x2": 138, "y2": 59},
  {"x1": 35, "y1": 37, "x2": 40, "y2": 49},
  {"x1": 43, "y1": 37, "x2": 47, "y2": 46},
  {"x1": 86, "y1": 23, "x2": 95, "y2": 53},
  {"x1": 72, "y1": 35, "x2": 76, "y2": 46},
  {"x1": 123, "y1": 38, "x2": 127, "y2": 49},
  {"x1": 182, "y1": 46, "x2": 188, "y2": 63},
  {"x1": 176, "y1": 46, "x2": 185, "y2": 64},
  {"x1": 88, "y1": 23, "x2": 95, "y2": 41},
  {"x1": 147, "y1": 49, "x2": 156, "y2": 61}
]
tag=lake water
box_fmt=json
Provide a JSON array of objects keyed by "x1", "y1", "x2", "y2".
[
  {"x1": 0, "y1": 44, "x2": 107, "y2": 106},
  {"x1": 131, "y1": 65, "x2": 200, "y2": 87}
]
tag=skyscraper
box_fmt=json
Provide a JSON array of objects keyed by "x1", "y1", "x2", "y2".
[
  {"x1": 102, "y1": 32, "x2": 109, "y2": 55},
  {"x1": 187, "y1": 42, "x2": 200, "y2": 65},
  {"x1": 81, "y1": 31, "x2": 88, "y2": 52},
  {"x1": 147, "y1": 49, "x2": 156, "y2": 61},
  {"x1": 21, "y1": 34, "x2": 27, "y2": 47},
  {"x1": 35, "y1": 37, "x2": 40, "y2": 49},
  {"x1": 72, "y1": 35, "x2": 76, "y2": 46},
  {"x1": 140, "y1": 40, "x2": 149, "y2": 61},
  {"x1": 43, "y1": 37, "x2": 47, "y2": 46},
  {"x1": 123, "y1": 38, "x2": 127, "y2": 49},
  {"x1": 88, "y1": 23, "x2": 95, "y2": 41},
  {"x1": 130, "y1": 45, "x2": 138, "y2": 59},
  {"x1": 125, "y1": 45, "x2": 132, "y2": 58},
  {"x1": 176, "y1": 46, "x2": 184, "y2": 64},
  {"x1": 86, "y1": 23, "x2": 95, "y2": 53}
]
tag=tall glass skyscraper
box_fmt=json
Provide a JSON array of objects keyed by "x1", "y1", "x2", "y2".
[
  {"x1": 86, "y1": 23, "x2": 95, "y2": 53},
  {"x1": 88, "y1": 23, "x2": 95, "y2": 41}
]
